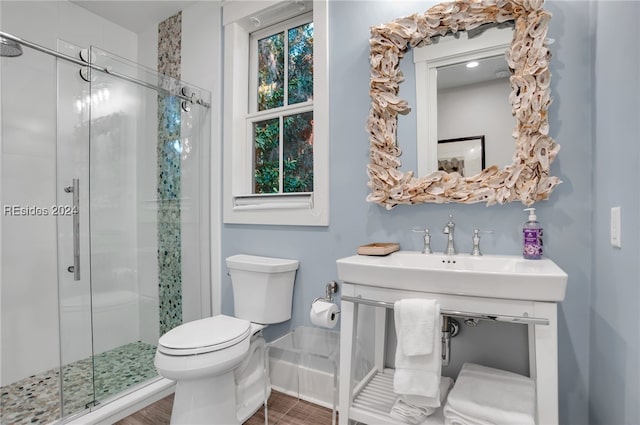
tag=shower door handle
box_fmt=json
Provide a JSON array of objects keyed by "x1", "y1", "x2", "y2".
[{"x1": 64, "y1": 179, "x2": 80, "y2": 281}]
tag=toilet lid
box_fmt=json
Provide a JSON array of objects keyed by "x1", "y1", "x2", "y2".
[{"x1": 158, "y1": 315, "x2": 251, "y2": 355}]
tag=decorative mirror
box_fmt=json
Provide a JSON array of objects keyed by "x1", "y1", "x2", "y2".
[{"x1": 367, "y1": 0, "x2": 561, "y2": 209}]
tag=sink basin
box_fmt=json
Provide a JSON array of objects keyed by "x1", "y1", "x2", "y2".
[{"x1": 336, "y1": 251, "x2": 568, "y2": 302}]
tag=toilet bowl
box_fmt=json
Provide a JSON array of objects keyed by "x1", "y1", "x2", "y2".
[
  {"x1": 154, "y1": 254, "x2": 299, "y2": 425},
  {"x1": 155, "y1": 315, "x2": 252, "y2": 424}
]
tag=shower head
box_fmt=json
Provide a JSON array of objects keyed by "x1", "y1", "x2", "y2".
[{"x1": 0, "y1": 37, "x2": 23, "y2": 57}]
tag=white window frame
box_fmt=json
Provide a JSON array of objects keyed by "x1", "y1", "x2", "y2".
[{"x1": 223, "y1": 0, "x2": 329, "y2": 226}]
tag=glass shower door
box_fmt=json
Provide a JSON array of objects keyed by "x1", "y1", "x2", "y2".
[
  {"x1": 1, "y1": 35, "x2": 210, "y2": 425},
  {"x1": 55, "y1": 41, "x2": 211, "y2": 416},
  {"x1": 85, "y1": 46, "x2": 160, "y2": 403},
  {"x1": 55, "y1": 40, "x2": 95, "y2": 417},
  {"x1": 0, "y1": 36, "x2": 79, "y2": 425},
  {"x1": 86, "y1": 46, "x2": 210, "y2": 404}
]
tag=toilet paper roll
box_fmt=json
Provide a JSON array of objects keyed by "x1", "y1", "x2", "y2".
[{"x1": 310, "y1": 299, "x2": 339, "y2": 329}]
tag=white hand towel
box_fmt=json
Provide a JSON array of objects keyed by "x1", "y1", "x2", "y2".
[
  {"x1": 401, "y1": 376, "x2": 453, "y2": 408},
  {"x1": 443, "y1": 363, "x2": 535, "y2": 425},
  {"x1": 421, "y1": 382, "x2": 452, "y2": 425},
  {"x1": 396, "y1": 299, "x2": 437, "y2": 356},
  {"x1": 391, "y1": 377, "x2": 453, "y2": 424},
  {"x1": 393, "y1": 299, "x2": 442, "y2": 403}
]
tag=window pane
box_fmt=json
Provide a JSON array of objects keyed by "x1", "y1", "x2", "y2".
[
  {"x1": 288, "y1": 23, "x2": 314, "y2": 105},
  {"x1": 258, "y1": 32, "x2": 284, "y2": 111},
  {"x1": 253, "y1": 118, "x2": 280, "y2": 193},
  {"x1": 283, "y1": 111, "x2": 313, "y2": 193}
]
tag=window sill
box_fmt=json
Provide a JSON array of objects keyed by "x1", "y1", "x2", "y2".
[
  {"x1": 225, "y1": 192, "x2": 327, "y2": 226},
  {"x1": 233, "y1": 193, "x2": 312, "y2": 211}
]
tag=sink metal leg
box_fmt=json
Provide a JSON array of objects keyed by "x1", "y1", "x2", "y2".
[
  {"x1": 529, "y1": 302, "x2": 558, "y2": 425},
  {"x1": 339, "y1": 299, "x2": 358, "y2": 425}
]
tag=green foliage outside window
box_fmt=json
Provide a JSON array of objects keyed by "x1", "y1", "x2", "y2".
[
  {"x1": 254, "y1": 119, "x2": 279, "y2": 193},
  {"x1": 258, "y1": 33, "x2": 284, "y2": 111},
  {"x1": 288, "y1": 23, "x2": 314, "y2": 105},
  {"x1": 254, "y1": 20, "x2": 314, "y2": 194},
  {"x1": 284, "y1": 112, "x2": 313, "y2": 192}
]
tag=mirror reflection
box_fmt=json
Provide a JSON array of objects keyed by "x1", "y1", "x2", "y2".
[
  {"x1": 414, "y1": 25, "x2": 514, "y2": 177},
  {"x1": 437, "y1": 55, "x2": 513, "y2": 175}
]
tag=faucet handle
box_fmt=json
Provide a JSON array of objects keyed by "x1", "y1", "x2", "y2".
[
  {"x1": 412, "y1": 227, "x2": 433, "y2": 254},
  {"x1": 471, "y1": 229, "x2": 494, "y2": 256}
]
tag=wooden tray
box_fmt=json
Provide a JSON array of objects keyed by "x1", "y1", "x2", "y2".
[{"x1": 357, "y1": 242, "x2": 400, "y2": 256}]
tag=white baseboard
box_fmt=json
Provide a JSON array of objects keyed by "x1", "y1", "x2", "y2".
[{"x1": 269, "y1": 358, "x2": 338, "y2": 411}]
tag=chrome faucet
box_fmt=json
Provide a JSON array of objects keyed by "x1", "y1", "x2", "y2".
[{"x1": 442, "y1": 214, "x2": 456, "y2": 255}]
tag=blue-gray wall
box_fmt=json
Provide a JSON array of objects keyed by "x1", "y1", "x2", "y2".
[
  {"x1": 220, "y1": 2, "x2": 638, "y2": 424},
  {"x1": 589, "y1": 2, "x2": 640, "y2": 424}
]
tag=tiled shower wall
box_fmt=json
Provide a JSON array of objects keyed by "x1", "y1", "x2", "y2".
[{"x1": 157, "y1": 12, "x2": 183, "y2": 336}]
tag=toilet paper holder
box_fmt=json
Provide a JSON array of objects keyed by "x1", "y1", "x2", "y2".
[{"x1": 312, "y1": 281, "x2": 340, "y2": 308}]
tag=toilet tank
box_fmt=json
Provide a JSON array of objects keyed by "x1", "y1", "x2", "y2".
[{"x1": 226, "y1": 254, "x2": 299, "y2": 324}]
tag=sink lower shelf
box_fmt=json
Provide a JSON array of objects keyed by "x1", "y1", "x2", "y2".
[
  {"x1": 339, "y1": 282, "x2": 560, "y2": 425},
  {"x1": 350, "y1": 369, "x2": 445, "y2": 425}
]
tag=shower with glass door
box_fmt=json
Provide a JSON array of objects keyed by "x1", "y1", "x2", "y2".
[{"x1": 0, "y1": 31, "x2": 211, "y2": 425}]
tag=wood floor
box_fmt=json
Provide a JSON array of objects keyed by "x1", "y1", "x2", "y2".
[{"x1": 115, "y1": 390, "x2": 335, "y2": 425}]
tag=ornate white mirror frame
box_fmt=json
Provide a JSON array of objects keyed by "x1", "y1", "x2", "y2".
[{"x1": 367, "y1": 0, "x2": 561, "y2": 209}]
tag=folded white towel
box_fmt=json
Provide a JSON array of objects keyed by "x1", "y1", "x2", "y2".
[
  {"x1": 422, "y1": 403, "x2": 446, "y2": 425},
  {"x1": 390, "y1": 399, "x2": 431, "y2": 425},
  {"x1": 391, "y1": 377, "x2": 453, "y2": 424},
  {"x1": 393, "y1": 299, "x2": 442, "y2": 403},
  {"x1": 443, "y1": 363, "x2": 535, "y2": 425},
  {"x1": 444, "y1": 406, "x2": 494, "y2": 425},
  {"x1": 395, "y1": 299, "x2": 437, "y2": 356}
]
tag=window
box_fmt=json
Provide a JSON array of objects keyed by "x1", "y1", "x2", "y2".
[
  {"x1": 223, "y1": 0, "x2": 328, "y2": 226},
  {"x1": 249, "y1": 15, "x2": 314, "y2": 195}
]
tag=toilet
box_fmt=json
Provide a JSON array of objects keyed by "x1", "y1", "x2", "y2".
[{"x1": 154, "y1": 254, "x2": 299, "y2": 425}]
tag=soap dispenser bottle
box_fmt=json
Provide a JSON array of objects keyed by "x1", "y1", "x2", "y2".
[{"x1": 523, "y1": 208, "x2": 543, "y2": 260}]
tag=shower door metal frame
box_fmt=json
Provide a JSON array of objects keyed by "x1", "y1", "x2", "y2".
[{"x1": 0, "y1": 31, "x2": 210, "y2": 108}]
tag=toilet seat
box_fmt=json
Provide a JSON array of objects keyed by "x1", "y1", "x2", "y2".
[{"x1": 158, "y1": 315, "x2": 251, "y2": 356}]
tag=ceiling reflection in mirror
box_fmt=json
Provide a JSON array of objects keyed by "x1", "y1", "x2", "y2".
[
  {"x1": 367, "y1": 0, "x2": 561, "y2": 208},
  {"x1": 437, "y1": 55, "x2": 508, "y2": 90}
]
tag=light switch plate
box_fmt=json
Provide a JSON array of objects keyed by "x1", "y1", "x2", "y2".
[{"x1": 610, "y1": 206, "x2": 621, "y2": 248}]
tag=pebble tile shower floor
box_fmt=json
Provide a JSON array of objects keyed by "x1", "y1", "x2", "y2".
[{"x1": 0, "y1": 341, "x2": 157, "y2": 425}]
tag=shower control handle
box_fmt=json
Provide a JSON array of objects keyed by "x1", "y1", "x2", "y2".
[{"x1": 66, "y1": 179, "x2": 80, "y2": 281}]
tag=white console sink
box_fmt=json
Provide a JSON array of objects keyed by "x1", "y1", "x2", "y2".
[{"x1": 336, "y1": 251, "x2": 567, "y2": 302}]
